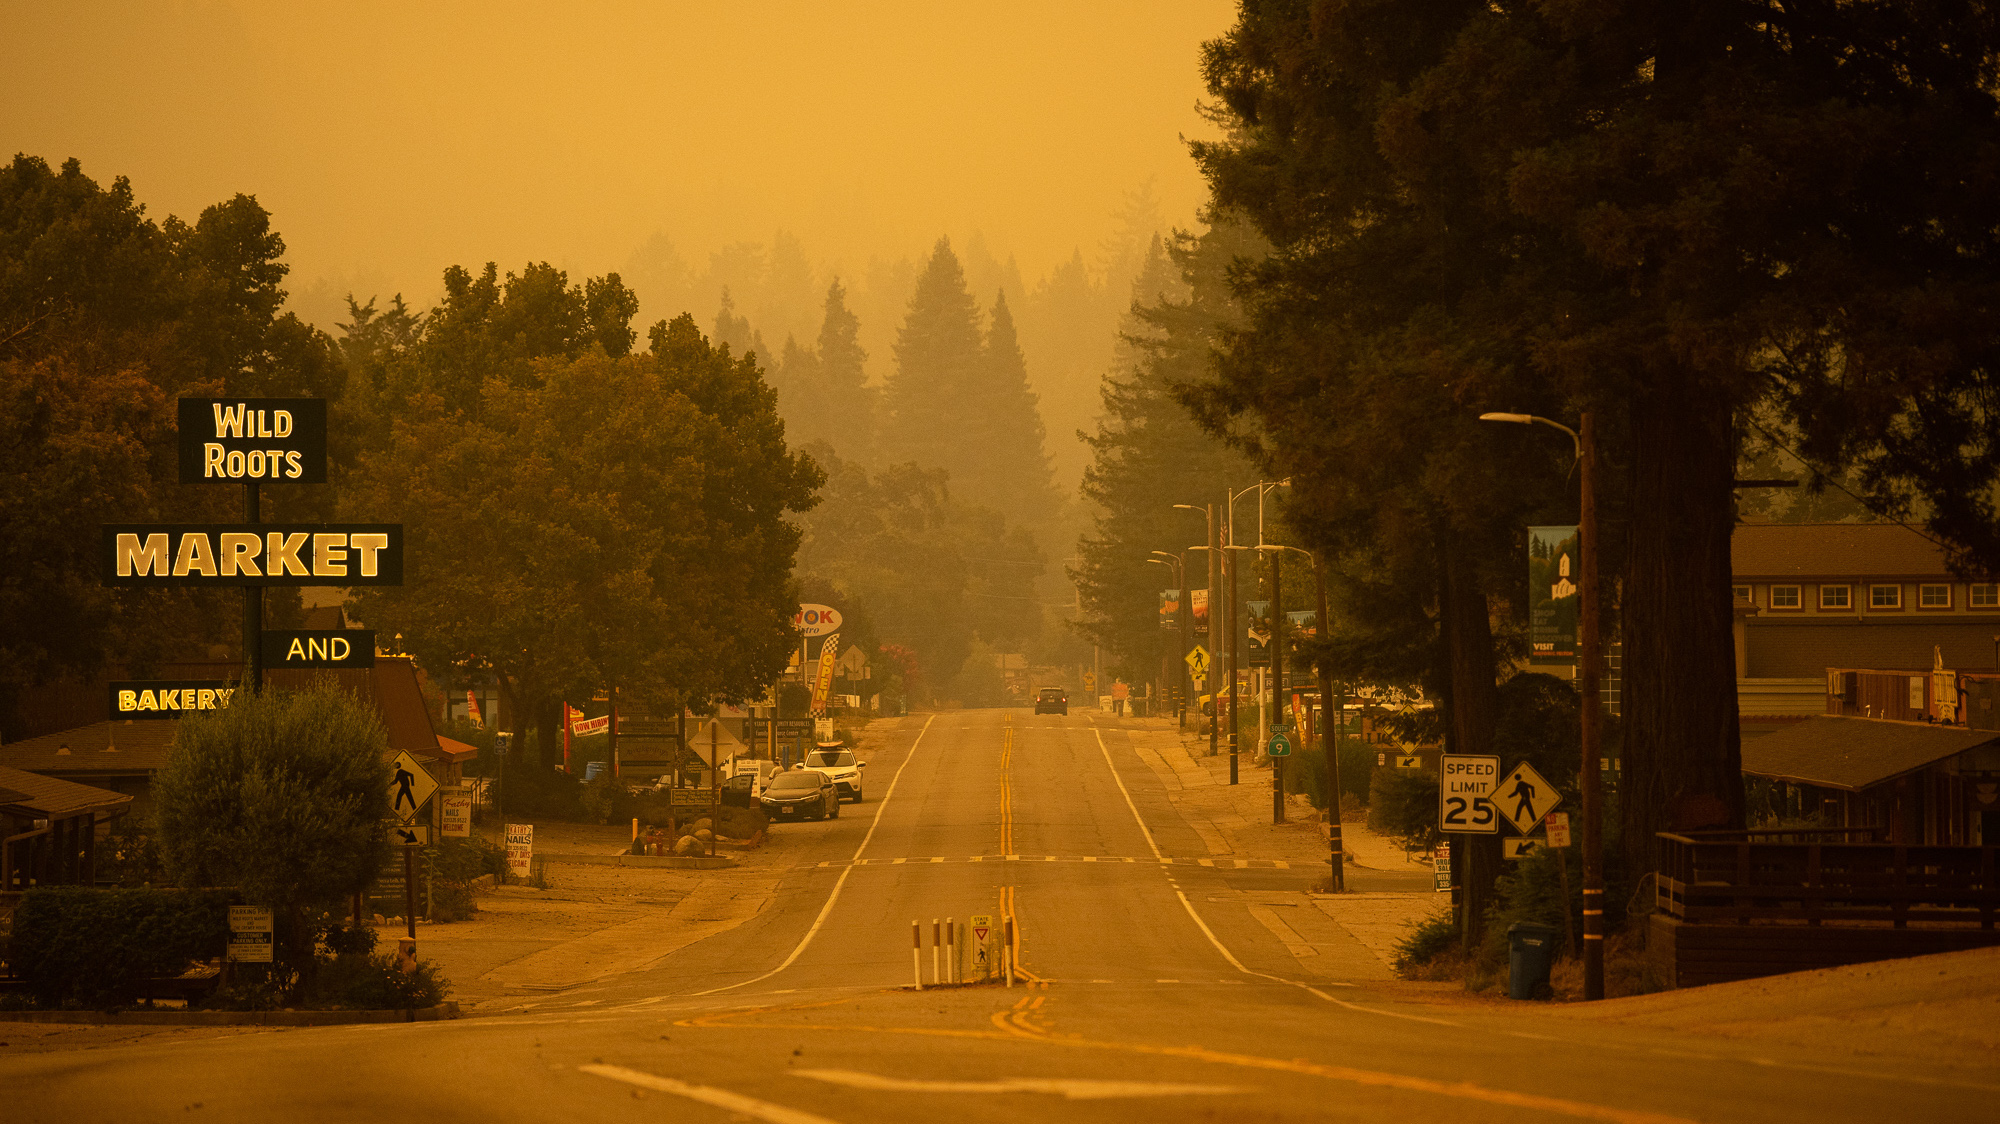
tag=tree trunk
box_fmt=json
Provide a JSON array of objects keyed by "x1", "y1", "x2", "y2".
[
  {"x1": 1440, "y1": 527, "x2": 1502, "y2": 950},
  {"x1": 1621, "y1": 383, "x2": 1744, "y2": 882},
  {"x1": 536, "y1": 698, "x2": 563, "y2": 773}
]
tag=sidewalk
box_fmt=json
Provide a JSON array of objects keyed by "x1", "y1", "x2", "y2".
[{"x1": 1115, "y1": 715, "x2": 1443, "y2": 976}]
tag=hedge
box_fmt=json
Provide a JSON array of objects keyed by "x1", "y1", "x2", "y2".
[{"x1": 9, "y1": 887, "x2": 232, "y2": 1009}]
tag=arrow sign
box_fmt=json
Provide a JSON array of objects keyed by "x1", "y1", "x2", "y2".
[
  {"x1": 388, "y1": 750, "x2": 438, "y2": 823},
  {"x1": 1496, "y1": 761, "x2": 1561, "y2": 834},
  {"x1": 391, "y1": 823, "x2": 431, "y2": 846},
  {"x1": 1267, "y1": 729, "x2": 1293, "y2": 757}
]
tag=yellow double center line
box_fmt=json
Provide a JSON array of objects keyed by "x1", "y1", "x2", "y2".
[{"x1": 998, "y1": 721, "x2": 1014, "y2": 855}]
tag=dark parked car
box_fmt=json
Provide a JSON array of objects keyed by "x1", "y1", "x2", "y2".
[
  {"x1": 1033, "y1": 686, "x2": 1068, "y2": 715},
  {"x1": 760, "y1": 768, "x2": 839, "y2": 821}
]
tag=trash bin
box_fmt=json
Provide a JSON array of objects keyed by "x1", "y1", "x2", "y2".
[{"x1": 1506, "y1": 921, "x2": 1558, "y2": 999}]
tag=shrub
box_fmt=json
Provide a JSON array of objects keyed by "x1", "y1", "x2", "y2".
[
  {"x1": 494, "y1": 759, "x2": 585, "y2": 820},
  {"x1": 1391, "y1": 907, "x2": 1460, "y2": 977},
  {"x1": 421, "y1": 837, "x2": 501, "y2": 921},
  {"x1": 305, "y1": 952, "x2": 449, "y2": 1010},
  {"x1": 10, "y1": 887, "x2": 232, "y2": 1008},
  {"x1": 153, "y1": 680, "x2": 391, "y2": 979},
  {"x1": 1368, "y1": 767, "x2": 1439, "y2": 848}
]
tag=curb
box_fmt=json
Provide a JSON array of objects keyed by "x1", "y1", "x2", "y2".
[
  {"x1": 538, "y1": 853, "x2": 736, "y2": 869},
  {"x1": 0, "y1": 1001, "x2": 461, "y2": 1026}
]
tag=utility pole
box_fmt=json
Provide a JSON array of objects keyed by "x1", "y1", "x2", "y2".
[
  {"x1": 1579, "y1": 411, "x2": 1604, "y2": 1000},
  {"x1": 1224, "y1": 491, "x2": 1239, "y2": 785},
  {"x1": 1314, "y1": 554, "x2": 1344, "y2": 891},
  {"x1": 1179, "y1": 552, "x2": 1192, "y2": 730},
  {"x1": 1208, "y1": 503, "x2": 1219, "y2": 756},
  {"x1": 1271, "y1": 545, "x2": 1285, "y2": 825}
]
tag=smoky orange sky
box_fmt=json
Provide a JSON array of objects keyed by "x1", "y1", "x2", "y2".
[{"x1": 4, "y1": 2, "x2": 1232, "y2": 325}]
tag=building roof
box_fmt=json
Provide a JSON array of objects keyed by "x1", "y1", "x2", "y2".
[
  {"x1": 0, "y1": 721, "x2": 180, "y2": 776},
  {"x1": 0, "y1": 657, "x2": 446, "y2": 777},
  {"x1": 1739, "y1": 715, "x2": 1997, "y2": 791},
  {"x1": 1732, "y1": 522, "x2": 1951, "y2": 579},
  {"x1": 433, "y1": 735, "x2": 480, "y2": 764},
  {"x1": 300, "y1": 605, "x2": 351, "y2": 630},
  {"x1": 0, "y1": 764, "x2": 133, "y2": 819}
]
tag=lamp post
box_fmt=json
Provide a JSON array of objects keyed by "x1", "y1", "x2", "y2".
[
  {"x1": 1225, "y1": 481, "x2": 1286, "y2": 785},
  {"x1": 1176, "y1": 503, "x2": 1218, "y2": 754},
  {"x1": 1480, "y1": 409, "x2": 1602, "y2": 1000},
  {"x1": 1262, "y1": 543, "x2": 1344, "y2": 889}
]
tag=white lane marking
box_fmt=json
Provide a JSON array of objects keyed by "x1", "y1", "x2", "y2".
[
  {"x1": 693, "y1": 714, "x2": 938, "y2": 996},
  {"x1": 1096, "y1": 729, "x2": 1455, "y2": 1023},
  {"x1": 792, "y1": 1069, "x2": 1252, "y2": 1100},
  {"x1": 581, "y1": 1064, "x2": 840, "y2": 1124},
  {"x1": 1095, "y1": 728, "x2": 1164, "y2": 860}
]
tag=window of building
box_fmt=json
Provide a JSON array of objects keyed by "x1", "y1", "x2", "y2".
[
  {"x1": 1972, "y1": 583, "x2": 2000, "y2": 609},
  {"x1": 1919, "y1": 584, "x2": 1952, "y2": 609},
  {"x1": 1869, "y1": 584, "x2": 1902, "y2": 609},
  {"x1": 1770, "y1": 585, "x2": 1802, "y2": 609},
  {"x1": 1732, "y1": 585, "x2": 1753, "y2": 605},
  {"x1": 1820, "y1": 584, "x2": 1851, "y2": 610}
]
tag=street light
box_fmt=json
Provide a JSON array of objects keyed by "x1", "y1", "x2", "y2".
[
  {"x1": 1223, "y1": 481, "x2": 1288, "y2": 787},
  {"x1": 1481, "y1": 408, "x2": 1603, "y2": 1001},
  {"x1": 1176, "y1": 504, "x2": 1218, "y2": 751}
]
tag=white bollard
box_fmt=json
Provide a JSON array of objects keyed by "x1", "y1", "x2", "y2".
[
  {"x1": 1004, "y1": 916, "x2": 1015, "y2": 988},
  {"x1": 946, "y1": 917, "x2": 956, "y2": 983},
  {"x1": 911, "y1": 920, "x2": 923, "y2": 990},
  {"x1": 931, "y1": 918, "x2": 941, "y2": 985}
]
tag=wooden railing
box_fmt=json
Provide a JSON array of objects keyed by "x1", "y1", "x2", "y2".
[{"x1": 1657, "y1": 831, "x2": 1999, "y2": 929}]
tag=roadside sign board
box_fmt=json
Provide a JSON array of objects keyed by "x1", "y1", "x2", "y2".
[
  {"x1": 262, "y1": 629, "x2": 375, "y2": 669},
  {"x1": 505, "y1": 823, "x2": 533, "y2": 878},
  {"x1": 669, "y1": 789, "x2": 712, "y2": 807},
  {"x1": 1439, "y1": 754, "x2": 1500, "y2": 834},
  {"x1": 440, "y1": 787, "x2": 472, "y2": 837},
  {"x1": 390, "y1": 823, "x2": 431, "y2": 846},
  {"x1": 178, "y1": 397, "x2": 328, "y2": 484},
  {"x1": 1083, "y1": 672, "x2": 1097, "y2": 696},
  {"x1": 1495, "y1": 761, "x2": 1561, "y2": 834},
  {"x1": 226, "y1": 905, "x2": 274, "y2": 963},
  {"x1": 971, "y1": 913, "x2": 993, "y2": 944},
  {"x1": 1184, "y1": 645, "x2": 1211, "y2": 680},
  {"x1": 1267, "y1": 729, "x2": 1293, "y2": 757},
  {"x1": 108, "y1": 680, "x2": 234, "y2": 720},
  {"x1": 1545, "y1": 811, "x2": 1572, "y2": 848},
  {"x1": 1432, "y1": 843, "x2": 1452, "y2": 892},
  {"x1": 103, "y1": 524, "x2": 404, "y2": 586},
  {"x1": 794, "y1": 604, "x2": 842, "y2": 637},
  {"x1": 1395, "y1": 754, "x2": 1422, "y2": 769},
  {"x1": 1503, "y1": 837, "x2": 1541, "y2": 860},
  {"x1": 388, "y1": 751, "x2": 438, "y2": 823}
]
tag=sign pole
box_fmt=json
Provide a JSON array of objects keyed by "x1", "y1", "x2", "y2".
[
  {"x1": 1208, "y1": 502, "x2": 1219, "y2": 756},
  {"x1": 1271, "y1": 546, "x2": 1285, "y2": 825},
  {"x1": 709, "y1": 721, "x2": 719, "y2": 858},
  {"x1": 243, "y1": 482, "x2": 262, "y2": 692},
  {"x1": 1225, "y1": 491, "x2": 1239, "y2": 785},
  {"x1": 403, "y1": 844, "x2": 417, "y2": 940}
]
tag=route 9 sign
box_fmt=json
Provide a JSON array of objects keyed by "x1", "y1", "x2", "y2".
[{"x1": 1440, "y1": 753, "x2": 1499, "y2": 834}]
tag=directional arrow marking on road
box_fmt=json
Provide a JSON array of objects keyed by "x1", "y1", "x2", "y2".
[
  {"x1": 1495, "y1": 760, "x2": 1561, "y2": 834},
  {"x1": 792, "y1": 1070, "x2": 1254, "y2": 1100},
  {"x1": 388, "y1": 749, "x2": 437, "y2": 823}
]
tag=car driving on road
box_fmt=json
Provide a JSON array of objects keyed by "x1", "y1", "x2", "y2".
[
  {"x1": 802, "y1": 748, "x2": 866, "y2": 802},
  {"x1": 761, "y1": 768, "x2": 839, "y2": 821},
  {"x1": 1033, "y1": 686, "x2": 1068, "y2": 715}
]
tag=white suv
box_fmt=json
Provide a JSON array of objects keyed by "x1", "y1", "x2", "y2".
[{"x1": 800, "y1": 748, "x2": 865, "y2": 802}]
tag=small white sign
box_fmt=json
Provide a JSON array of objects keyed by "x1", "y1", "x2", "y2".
[
  {"x1": 1545, "y1": 811, "x2": 1572, "y2": 848},
  {"x1": 227, "y1": 905, "x2": 273, "y2": 963},
  {"x1": 440, "y1": 786, "x2": 472, "y2": 838},
  {"x1": 390, "y1": 823, "x2": 431, "y2": 846},
  {"x1": 505, "y1": 822, "x2": 533, "y2": 878},
  {"x1": 1439, "y1": 754, "x2": 1500, "y2": 834}
]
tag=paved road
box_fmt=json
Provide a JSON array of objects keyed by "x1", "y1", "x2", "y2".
[{"x1": 8, "y1": 710, "x2": 1993, "y2": 1122}]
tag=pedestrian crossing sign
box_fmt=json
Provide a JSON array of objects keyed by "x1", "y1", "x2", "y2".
[
  {"x1": 1184, "y1": 645, "x2": 1211, "y2": 680},
  {"x1": 388, "y1": 750, "x2": 437, "y2": 824},
  {"x1": 1495, "y1": 761, "x2": 1560, "y2": 834}
]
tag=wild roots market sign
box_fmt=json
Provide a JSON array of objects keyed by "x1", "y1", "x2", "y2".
[
  {"x1": 102, "y1": 525, "x2": 404, "y2": 586},
  {"x1": 262, "y1": 629, "x2": 376, "y2": 669},
  {"x1": 178, "y1": 397, "x2": 328, "y2": 483}
]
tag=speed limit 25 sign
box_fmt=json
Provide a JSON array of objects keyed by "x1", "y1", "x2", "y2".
[{"x1": 1440, "y1": 754, "x2": 1500, "y2": 834}]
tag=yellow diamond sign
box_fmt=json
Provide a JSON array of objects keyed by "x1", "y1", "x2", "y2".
[{"x1": 1184, "y1": 644, "x2": 1211, "y2": 680}]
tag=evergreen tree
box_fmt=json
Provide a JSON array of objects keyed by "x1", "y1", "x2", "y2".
[
  {"x1": 812, "y1": 278, "x2": 874, "y2": 463},
  {"x1": 883, "y1": 238, "x2": 985, "y2": 476},
  {"x1": 971, "y1": 288, "x2": 1060, "y2": 524}
]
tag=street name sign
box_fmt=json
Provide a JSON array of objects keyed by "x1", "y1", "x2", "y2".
[
  {"x1": 1495, "y1": 761, "x2": 1561, "y2": 834},
  {"x1": 109, "y1": 680, "x2": 234, "y2": 719},
  {"x1": 103, "y1": 524, "x2": 404, "y2": 586},
  {"x1": 389, "y1": 750, "x2": 437, "y2": 823},
  {"x1": 227, "y1": 905, "x2": 274, "y2": 963},
  {"x1": 1439, "y1": 754, "x2": 1500, "y2": 834},
  {"x1": 262, "y1": 629, "x2": 375, "y2": 669},
  {"x1": 178, "y1": 398, "x2": 328, "y2": 483},
  {"x1": 1184, "y1": 644, "x2": 1211, "y2": 680}
]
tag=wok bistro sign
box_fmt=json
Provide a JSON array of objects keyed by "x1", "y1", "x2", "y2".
[
  {"x1": 109, "y1": 680, "x2": 236, "y2": 719},
  {"x1": 103, "y1": 525, "x2": 403, "y2": 586},
  {"x1": 178, "y1": 397, "x2": 328, "y2": 483}
]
